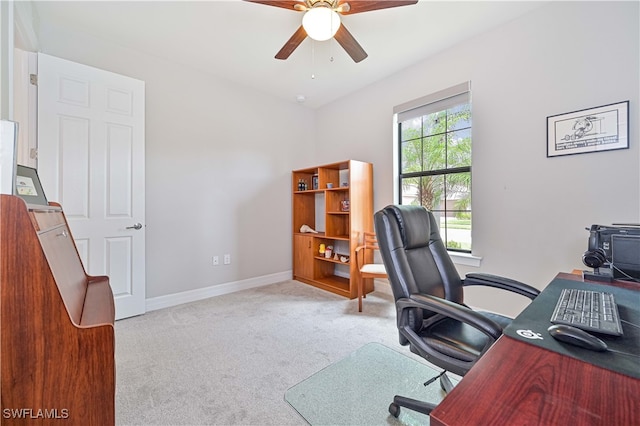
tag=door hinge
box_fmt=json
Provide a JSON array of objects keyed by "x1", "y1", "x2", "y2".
[
  {"x1": 30, "y1": 148, "x2": 38, "y2": 159},
  {"x1": 30, "y1": 74, "x2": 37, "y2": 86}
]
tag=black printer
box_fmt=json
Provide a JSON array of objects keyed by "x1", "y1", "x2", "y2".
[{"x1": 582, "y1": 224, "x2": 640, "y2": 281}]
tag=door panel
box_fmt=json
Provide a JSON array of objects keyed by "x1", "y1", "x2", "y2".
[{"x1": 37, "y1": 53, "x2": 145, "y2": 320}]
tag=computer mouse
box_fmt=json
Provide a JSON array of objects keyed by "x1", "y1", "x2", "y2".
[{"x1": 547, "y1": 324, "x2": 608, "y2": 352}]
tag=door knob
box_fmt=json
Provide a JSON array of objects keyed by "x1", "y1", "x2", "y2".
[{"x1": 126, "y1": 223, "x2": 143, "y2": 230}]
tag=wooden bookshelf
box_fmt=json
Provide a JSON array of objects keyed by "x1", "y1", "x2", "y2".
[{"x1": 292, "y1": 160, "x2": 374, "y2": 298}]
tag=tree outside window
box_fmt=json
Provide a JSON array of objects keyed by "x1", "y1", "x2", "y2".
[{"x1": 398, "y1": 98, "x2": 472, "y2": 252}]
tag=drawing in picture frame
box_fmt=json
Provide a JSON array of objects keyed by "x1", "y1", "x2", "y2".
[
  {"x1": 14, "y1": 165, "x2": 49, "y2": 206},
  {"x1": 547, "y1": 101, "x2": 629, "y2": 158}
]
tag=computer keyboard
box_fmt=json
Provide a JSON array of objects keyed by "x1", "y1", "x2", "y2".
[{"x1": 550, "y1": 288, "x2": 624, "y2": 336}]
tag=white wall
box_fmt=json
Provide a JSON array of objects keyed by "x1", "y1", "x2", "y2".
[
  {"x1": 1, "y1": 0, "x2": 14, "y2": 120},
  {"x1": 315, "y1": 1, "x2": 640, "y2": 316},
  {"x1": 9, "y1": 1, "x2": 638, "y2": 315},
  {"x1": 34, "y1": 25, "x2": 316, "y2": 299}
]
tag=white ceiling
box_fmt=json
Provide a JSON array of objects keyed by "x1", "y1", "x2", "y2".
[{"x1": 30, "y1": 1, "x2": 546, "y2": 109}]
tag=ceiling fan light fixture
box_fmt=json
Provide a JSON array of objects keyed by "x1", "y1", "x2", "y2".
[{"x1": 302, "y1": 7, "x2": 341, "y2": 41}]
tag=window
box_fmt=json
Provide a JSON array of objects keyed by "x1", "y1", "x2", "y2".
[{"x1": 394, "y1": 82, "x2": 472, "y2": 252}]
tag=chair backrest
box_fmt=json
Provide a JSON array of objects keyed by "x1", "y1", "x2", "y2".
[
  {"x1": 362, "y1": 231, "x2": 380, "y2": 251},
  {"x1": 374, "y1": 205, "x2": 464, "y2": 307}
]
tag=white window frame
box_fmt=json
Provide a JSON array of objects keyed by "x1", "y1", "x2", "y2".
[{"x1": 392, "y1": 81, "x2": 482, "y2": 267}]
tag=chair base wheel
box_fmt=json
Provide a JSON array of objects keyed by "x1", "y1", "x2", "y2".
[{"x1": 389, "y1": 402, "x2": 400, "y2": 418}]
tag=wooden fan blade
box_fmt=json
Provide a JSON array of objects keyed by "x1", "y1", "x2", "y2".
[
  {"x1": 244, "y1": 0, "x2": 306, "y2": 11},
  {"x1": 339, "y1": 0, "x2": 418, "y2": 15},
  {"x1": 275, "y1": 26, "x2": 308, "y2": 59},
  {"x1": 334, "y1": 25, "x2": 368, "y2": 63}
]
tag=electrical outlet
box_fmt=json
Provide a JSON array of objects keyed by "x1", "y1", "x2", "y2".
[
  {"x1": 212, "y1": 256, "x2": 219, "y2": 266},
  {"x1": 223, "y1": 254, "x2": 231, "y2": 265}
]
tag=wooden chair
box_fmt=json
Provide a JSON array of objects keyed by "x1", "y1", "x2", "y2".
[{"x1": 354, "y1": 231, "x2": 388, "y2": 312}]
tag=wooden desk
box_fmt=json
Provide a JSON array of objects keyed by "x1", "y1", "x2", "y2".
[
  {"x1": 430, "y1": 273, "x2": 640, "y2": 426},
  {"x1": 1, "y1": 195, "x2": 115, "y2": 425}
]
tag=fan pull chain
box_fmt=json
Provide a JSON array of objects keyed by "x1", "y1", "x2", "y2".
[
  {"x1": 330, "y1": 38, "x2": 335, "y2": 62},
  {"x1": 311, "y1": 40, "x2": 316, "y2": 79},
  {"x1": 329, "y1": 16, "x2": 335, "y2": 62}
]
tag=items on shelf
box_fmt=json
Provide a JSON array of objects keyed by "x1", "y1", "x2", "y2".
[
  {"x1": 300, "y1": 224, "x2": 318, "y2": 233},
  {"x1": 297, "y1": 179, "x2": 309, "y2": 191},
  {"x1": 325, "y1": 245, "x2": 333, "y2": 258}
]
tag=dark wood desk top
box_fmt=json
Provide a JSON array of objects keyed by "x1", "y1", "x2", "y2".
[{"x1": 430, "y1": 273, "x2": 640, "y2": 426}]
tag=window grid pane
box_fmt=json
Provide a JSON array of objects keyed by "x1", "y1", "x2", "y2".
[
  {"x1": 398, "y1": 92, "x2": 472, "y2": 252},
  {"x1": 400, "y1": 139, "x2": 422, "y2": 174},
  {"x1": 423, "y1": 134, "x2": 446, "y2": 171}
]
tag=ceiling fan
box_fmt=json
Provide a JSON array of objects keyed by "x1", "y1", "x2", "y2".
[{"x1": 245, "y1": 0, "x2": 418, "y2": 63}]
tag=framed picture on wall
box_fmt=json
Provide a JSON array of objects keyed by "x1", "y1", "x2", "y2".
[
  {"x1": 15, "y1": 165, "x2": 49, "y2": 206},
  {"x1": 547, "y1": 101, "x2": 629, "y2": 157}
]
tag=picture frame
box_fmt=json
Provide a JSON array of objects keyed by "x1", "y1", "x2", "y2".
[
  {"x1": 14, "y1": 164, "x2": 49, "y2": 206},
  {"x1": 547, "y1": 101, "x2": 629, "y2": 158}
]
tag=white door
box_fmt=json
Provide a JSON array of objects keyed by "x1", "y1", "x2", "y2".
[{"x1": 37, "y1": 53, "x2": 145, "y2": 320}]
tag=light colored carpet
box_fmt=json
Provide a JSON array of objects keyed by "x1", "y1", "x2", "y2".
[{"x1": 115, "y1": 280, "x2": 444, "y2": 425}]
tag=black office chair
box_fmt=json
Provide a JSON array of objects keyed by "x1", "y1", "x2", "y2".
[{"x1": 374, "y1": 205, "x2": 540, "y2": 418}]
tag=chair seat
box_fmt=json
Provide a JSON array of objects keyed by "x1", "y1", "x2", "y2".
[
  {"x1": 421, "y1": 312, "x2": 513, "y2": 363},
  {"x1": 361, "y1": 263, "x2": 386, "y2": 275}
]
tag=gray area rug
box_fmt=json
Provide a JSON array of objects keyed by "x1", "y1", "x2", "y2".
[{"x1": 115, "y1": 280, "x2": 452, "y2": 425}]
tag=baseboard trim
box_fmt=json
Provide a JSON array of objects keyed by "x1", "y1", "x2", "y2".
[{"x1": 145, "y1": 270, "x2": 293, "y2": 312}]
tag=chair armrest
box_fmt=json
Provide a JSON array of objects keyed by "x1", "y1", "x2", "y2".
[
  {"x1": 463, "y1": 273, "x2": 540, "y2": 300},
  {"x1": 397, "y1": 294, "x2": 503, "y2": 339}
]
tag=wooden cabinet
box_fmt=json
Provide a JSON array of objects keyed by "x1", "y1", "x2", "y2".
[
  {"x1": 292, "y1": 160, "x2": 374, "y2": 298},
  {"x1": 0, "y1": 195, "x2": 115, "y2": 425},
  {"x1": 294, "y1": 234, "x2": 315, "y2": 280}
]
